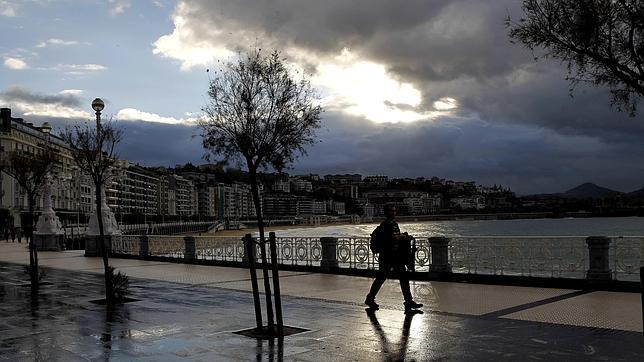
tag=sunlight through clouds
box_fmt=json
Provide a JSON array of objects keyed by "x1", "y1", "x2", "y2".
[
  {"x1": 312, "y1": 49, "x2": 430, "y2": 123},
  {"x1": 433, "y1": 97, "x2": 457, "y2": 111}
]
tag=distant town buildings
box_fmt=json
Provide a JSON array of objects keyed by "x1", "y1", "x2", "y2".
[{"x1": 4, "y1": 107, "x2": 563, "y2": 226}]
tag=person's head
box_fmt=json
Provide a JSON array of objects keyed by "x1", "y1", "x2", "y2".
[{"x1": 384, "y1": 203, "x2": 396, "y2": 220}]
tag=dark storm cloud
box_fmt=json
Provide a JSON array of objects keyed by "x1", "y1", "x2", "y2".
[
  {"x1": 8, "y1": 105, "x2": 644, "y2": 195},
  {"x1": 174, "y1": 0, "x2": 641, "y2": 137},
  {"x1": 44, "y1": 118, "x2": 204, "y2": 167},
  {"x1": 177, "y1": 0, "x2": 452, "y2": 55},
  {"x1": 163, "y1": 0, "x2": 644, "y2": 192},
  {"x1": 115, "y1": 121, "x2": 203, "y2": 167},
  {"x1": 293, "y1": 112, "x2": 644, "y2": 194},
  {"x1": 1, "y1": 86, "x2": 83, "y2": 108},
  {"x1": 176, "y1": 1, "x2": 527, "y2": 87}
]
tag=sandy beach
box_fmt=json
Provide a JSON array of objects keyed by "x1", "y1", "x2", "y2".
[
  {"x1": 194, "y1": 222, "x2": 366, "y2": 237},
  {"x1": 196, "y1": 224, "x2": 328, "y2": 237}
]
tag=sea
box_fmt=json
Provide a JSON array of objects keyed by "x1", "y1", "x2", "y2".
[{"x1": 271, "y1": 216, "x2": 644, "y2": 238}]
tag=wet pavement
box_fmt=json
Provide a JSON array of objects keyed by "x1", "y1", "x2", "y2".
[{"x1": 0, "y1": 261, "x2": 643, "y2": 361}]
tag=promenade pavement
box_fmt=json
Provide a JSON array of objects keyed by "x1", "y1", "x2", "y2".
[{"x1": 0, "y1": 241, "x2": 642, "y2": 361}]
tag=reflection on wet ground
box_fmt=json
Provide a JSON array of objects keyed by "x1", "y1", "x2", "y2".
[{"x1": 0, "y1": 262, "x2": 642, "y2": 361}]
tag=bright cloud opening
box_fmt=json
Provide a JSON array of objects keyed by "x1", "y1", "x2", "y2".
[
  {"x1": 433, "y1": 97, "x2": 457, "y2": 111},
  {"x1": 4, "y1": 57, "x2": 28, "y2": 70},
  {"x1": 116, "y1": 108, "x2": 196, "y2": 125},
  {"x1": 312, "y1": 49, "x2": 429, "y2": 123}
]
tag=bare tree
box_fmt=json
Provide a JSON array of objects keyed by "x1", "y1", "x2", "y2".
[
  {"x1": 62, "y1": 120, "x2": 123, "y2": 305},
  {"x1": 508, "y1": 0, "x2": 644, "y2": 115},
  {"x1": 0, "y1": 148, "x2": 59, "y2": 287},
  {"x1": 200, "y1": 49, "x2": 322, "y2": 334}
]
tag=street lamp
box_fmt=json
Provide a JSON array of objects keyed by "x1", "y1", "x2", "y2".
[
  {"x1": 91, "y1": 98, "x2": 104, "y2": 130},
  {"x1": 41, "y1": 122, "x2": 52, "y2": 135}
]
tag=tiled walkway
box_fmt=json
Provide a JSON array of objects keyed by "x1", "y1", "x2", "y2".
[{"x1": 0, "y1": 242, "x2": 642, "y2": 360}]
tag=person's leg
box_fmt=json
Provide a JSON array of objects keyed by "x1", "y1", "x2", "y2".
[
  {"x1": 396, "y1": 265, "x2": 413, "y2": 303},
  {"x1": 365, "y1": 262, "x2": 389, "y2": 308},
  {"x1": 397, "y1": 265, "x2": 423, "y2": 311}
]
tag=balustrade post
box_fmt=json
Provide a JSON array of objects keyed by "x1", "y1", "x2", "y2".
[
  {"x1": 586, "y1": 236, "x2": 612, "y2": 281},
  {"x1": 429, "y1": 236, "x2": 452, "y2": 273},
  {"x1": 320, "y1": 237, "x2": 339, "y2": 272},
  {"x1": 184, "y1": 236, "x2": 196, "y2": 264},
  {"x1": 139, "y1": 235, "x2": 149, "y2": 259}
]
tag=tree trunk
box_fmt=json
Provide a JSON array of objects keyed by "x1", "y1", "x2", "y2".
[
  {"x1": 27, "y1": 195, "x2": 38, "y2": 288},
  {"x1": 269, "y1": 231, "x2": 283, "y2": 335},
  {"x1": 248, "y1": 164, "x2": 274, "y2": 332},
  {"x1": 95, "y1": 183, "x2": 112, "y2": 305},
  {"x1": 245, "y1": 233, "x2": 263, "y2": 329}
]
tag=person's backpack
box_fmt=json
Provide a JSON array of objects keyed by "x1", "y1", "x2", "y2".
[{"x1": 370, "y1": 224, "x2": 385, "y2": 253}]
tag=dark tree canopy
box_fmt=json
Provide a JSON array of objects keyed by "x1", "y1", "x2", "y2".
[
  {"x1": 0, "y1": 149, "x2": 59, "y2": 207},
  {"x1": 508, "y1": 0, "x2": 644, "y2": 115},
  {"x1": 200, "y1": 50, "x2": 322, "y2": 171},
  {"x1": 200, "y1": 49, "x2": 322, "y2": 334},
  {"x1": 62, "y1": 120, "x2": 123, "y2": 188}
]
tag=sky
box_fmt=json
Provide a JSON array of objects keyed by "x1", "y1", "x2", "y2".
[{"x1": 1, "y1": 0, "x2": 643, "y2": 195}]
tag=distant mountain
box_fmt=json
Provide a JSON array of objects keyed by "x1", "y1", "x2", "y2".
[
  {"x1": 562, "y1": 183, "x2": 621, "y2": 199},
  {"x1": 627, "y1": 186, "x2": 644, "y2": 199}
]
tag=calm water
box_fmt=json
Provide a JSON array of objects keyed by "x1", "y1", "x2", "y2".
[{"x1": 273, "y1": 216, "x2": 644, "y2": 238}]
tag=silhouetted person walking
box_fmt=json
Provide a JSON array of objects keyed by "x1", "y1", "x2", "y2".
[
  {"x1": 10, "y1": 227, "x2": 15, "y2": 243},
  {"x1": 365, "y1": 204, "x2": 422, "y2": 314}
]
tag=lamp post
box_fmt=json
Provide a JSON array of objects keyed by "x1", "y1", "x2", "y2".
[
  {"x1": 92, "y1": 98, "x2": 104, "y2": 130},
  {"x1": 86, "y1": 97, "x2": 120, "y2": 238}
]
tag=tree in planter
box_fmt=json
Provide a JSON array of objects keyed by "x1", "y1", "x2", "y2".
[
  {"x1": 0, "y1": 148, "x2": 59, "y2": 287},
  {"x1": 200, "y1": 49, "x2": 322, "y2": 335},
  {"x1": 62, "y1": 113, "x2": 125, "y2": 305},
  {"x1": 507, "y1": 0, "x2": 644, "y2": 115}
]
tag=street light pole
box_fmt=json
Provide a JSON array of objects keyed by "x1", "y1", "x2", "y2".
[{"x1": 92, "y1": 98, "x2": 104, "y2": 131}]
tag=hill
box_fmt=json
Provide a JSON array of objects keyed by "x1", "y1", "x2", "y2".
[{"x1": 562, "y1": 183, "x2": 621, "y2": 199}]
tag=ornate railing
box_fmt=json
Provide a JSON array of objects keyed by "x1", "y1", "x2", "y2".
[
  {"x1": 148, "y1": 236, "x2": 185, "y2": 258},
  {"x1": 611, "y1": 236, "x2": 643, "y2": 281},
  {"x1": 194, "y1": 236, "x2": 245, "y2": 263},
  {"x1": 109, "y1": 235, "x2": 643, "y2": 281},
  {"x1": 273, "y1": 237, "x2": 322, "y2": 267},
  {"x1": 336, "y1": 237, "x2": 375, "y2": 269},
  {"x1": 449, "y1": 236, "x2": 589, "y2": 278},
  {"x1": 122, "y1": 221, "x2": 214, "y2": 235},
  {"x1": 111, "y1": 235, "x2": 140, "y2": 255}
]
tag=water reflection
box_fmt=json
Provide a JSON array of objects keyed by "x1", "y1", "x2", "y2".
[
  {"x1": 28, "y1": 287, "x2": 56, "y2": 360},
  {"x1": 99, "y1": 304, "x2": 132, "y2": 361},
  {"x1": 366, "y1": 309, "x2": 421, "y2": 361},
  {"x1": 255, "y1": 337, "x2": 284, "y2": 362},
  {"x1": 270, "y1": 217, "x2": 644, "y2": 237}
]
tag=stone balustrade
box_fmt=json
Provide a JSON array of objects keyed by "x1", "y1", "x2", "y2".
[{"x1": 104, "y1": 234, "x2": 643, "y2": 283}]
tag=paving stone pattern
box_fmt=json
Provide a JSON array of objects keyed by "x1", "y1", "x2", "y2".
[{"x1": 0, "y1": 262, "x2": 642, "y2": 361}]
